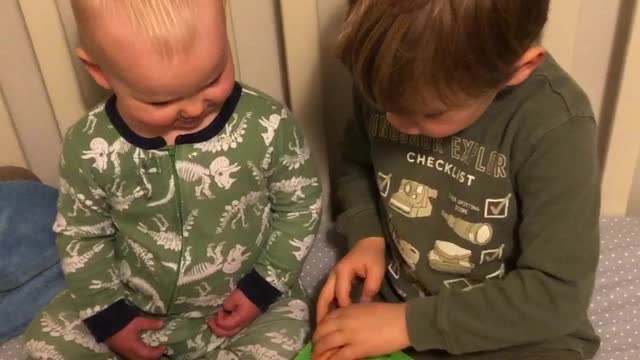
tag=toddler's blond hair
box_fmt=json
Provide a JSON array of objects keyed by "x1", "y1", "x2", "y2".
[{"x1": 71, "y1": 0, "x2": 203, "y2": 60}]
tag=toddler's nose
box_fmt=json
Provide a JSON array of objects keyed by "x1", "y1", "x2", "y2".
[{"x1": 180, "y1": 100, "x2": 208, "y2": 119}]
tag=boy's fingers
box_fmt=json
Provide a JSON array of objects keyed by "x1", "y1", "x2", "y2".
[
  {"x1": 331, "y1": 345, "x2": 360, "y2": 360},
  {"x1": 361, "y1": 266, "x2": 384, "y2": 302},
  {"x1": 312, "y1": 331, "x2": 347, "y2": 360},
  {"x1": 312, "y1": 348, "x2": 340, "y2": 360},
  {"x1": 316, "y1": 273, "x2": 337, "y2": 324},
  {"x1": 335, "y1": 268, "x2": 354, "y2": 308}
]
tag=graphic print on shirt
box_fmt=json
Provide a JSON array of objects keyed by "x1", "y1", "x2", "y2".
[
  {"x1": 443, "y1": 277, "x2": 485, "y2": 292},
  {"x1": 427, "y1": 240, "x2": 475, "y2": 274},
  {"x1": 388, "y1": 219, "x2": 421, "y2": 271},
  {"x1": 377, "y1": 172, "x2": 392, "y2": 197},
  {"x1": 389, "y1": 179, "x2": 438, "y2": 218},
  {"x1": 441, "y1": 210, "x2": 493, "y2": 245}
]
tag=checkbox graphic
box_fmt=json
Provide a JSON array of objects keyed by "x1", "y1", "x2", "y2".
[{"x1": 484, "y1": 194, "x2": 512, "y2": 218}]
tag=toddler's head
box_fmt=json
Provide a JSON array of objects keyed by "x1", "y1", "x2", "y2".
[{"x1": 71, "y1": 0, "x2": 236, "y2": 135}]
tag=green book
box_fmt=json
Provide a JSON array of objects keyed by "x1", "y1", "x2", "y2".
[{"x1": 294, "y1": 343, "x2": 414, "y2": 360}]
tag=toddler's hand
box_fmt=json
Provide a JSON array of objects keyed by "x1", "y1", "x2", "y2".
[
  {"x1": 208, "y1": 288, "x2": 261, "y2": 337},
  {"x1": 313, "y1": 302, "x2": 410, "y2": 360},
  {"x1": 105, "y1": 317, "x2": 166, "y2": 360},
  {"x1": 316, "y1": 236, "x2": 386, "y2": 324}
]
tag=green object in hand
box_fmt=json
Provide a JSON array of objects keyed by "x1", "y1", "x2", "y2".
[{"x1": 294, "y1": 343, "x2": 414, "y2": 360}]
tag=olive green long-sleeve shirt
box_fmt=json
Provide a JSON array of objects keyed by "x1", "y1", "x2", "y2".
[{"x1": 336, "y1": 55, "x2": 600, "y2": 358}]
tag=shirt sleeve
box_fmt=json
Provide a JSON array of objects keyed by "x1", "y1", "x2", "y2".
[
  {"x1": 54, "y1": 133, "x2": 138, "y2": 342},
  {"x1": 237, "y1": 107, "x2": 323, "y2": 311},
  {"x1": 335, "y1": 90, "x2": 385, "y2": 248},
  {"x1": 405, "y1": 117, "x2": 600, "y2": 354}
]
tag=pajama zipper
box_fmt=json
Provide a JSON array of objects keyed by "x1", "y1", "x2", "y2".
[{"x1": 166, "y1": 146, "x2": 184, "y2": 313}]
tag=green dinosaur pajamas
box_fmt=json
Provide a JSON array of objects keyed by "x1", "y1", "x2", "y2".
[
  {"x1": 24, "y1": 83, "x2": 322, "y2": 359},
  {"x1": 25, "y1": 290, "x2": 309, "y2": 360}
]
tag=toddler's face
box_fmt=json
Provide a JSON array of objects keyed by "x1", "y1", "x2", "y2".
[
  {"x1": 96, "y1": 1, "x2": 235, "y2": 136},
  {"x1": 385, "y1": 90, "x2": 497, "y2": 138}
]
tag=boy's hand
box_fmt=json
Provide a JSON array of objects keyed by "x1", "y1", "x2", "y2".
[
  {"x1": 312, "y1": 302, "x2": 410, "y2": 360},
  {"x1": 105, "y1": 317, "x2": 166, "y2": 360},
  {"x1": 208, "y1": 288, "x2": 261, "y2": 337},
  {"x1": 316, "y1": 236, "x2": 386, "y2": 323}
]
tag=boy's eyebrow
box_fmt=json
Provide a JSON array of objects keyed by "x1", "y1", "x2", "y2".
[{"x1": 139, "y1": 55, "x2": 228, "y2": 104}]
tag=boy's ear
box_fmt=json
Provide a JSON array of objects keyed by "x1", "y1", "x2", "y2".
[
  {"x1": 76, "y1": 48, "x2": 112, "y2": 90},
  {"x1": 506, "y1": 46, "x2": 546, "y2": 87}
]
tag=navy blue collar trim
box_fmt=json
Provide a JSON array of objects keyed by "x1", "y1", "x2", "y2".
[{"x1": 105, "y1": 82, "x2": 243, "y2": 150}]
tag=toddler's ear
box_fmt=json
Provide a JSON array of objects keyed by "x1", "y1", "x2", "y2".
[
  {"x1": 75, "y1": 48, "x2": 112, "y2": 90},
  {"x1": 506, "y1": 46, "x2": 546, "y2": 87}
]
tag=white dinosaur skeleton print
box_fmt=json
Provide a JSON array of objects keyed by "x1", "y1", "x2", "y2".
[
  {"x1": 81, "y1": 137, "x2": 132, "y2": 175},
  {"x1": 285, "y1": 197, "x2": 321, "y2": 230},
  {"x1": 25, "y1": 340, "x2": 65, "y2": 360},
  {"x1": 175, "y1": 281, "x2": 231, "y2": 307},
  {"x1": 126, "y1": 237, "x2": 156, "y2": 272},
  {"x1": 61, "y1": 240, "x2": 106, "y2": 274},
  {"x1": 237, "y1": 344, "x2": 288, "y2": 360},
  {"x1": 178, "y1": 244, "x2": 225, "y2": 285},
  {"x1": 58, "y1": 179, "x2": 107, "y2": 217},
  {"x1": 194, "y1": 113, "x2": 250, "y2": 153},
  {"x1": 222, "y1": 245, "x2": 252, "y2": 274},
  {"x1": 137, "y1": 210, "x2": 198, "y2": 251},
  {"x1": 273, "y1": 299, "x2": 309, "y2": 321},
  {"x1": 78, "y1": 304, "x2": 108, "y2": 319},
  {"x1": 88, "y1": 268, "x2": 120, "y2": 291},
  {"x1": 270, "y1": 176, "x2": 319, "y2": 201},
  {"x1": 259, "y1": 108, "x2": 287, "y2": 146},
  {"x1": 119, "y1": 261, "x2": 166, "y2": 313},
  {"x1": 177, "y1": 157, "x2": 241, "y2": 199},
  {"x1": 266, "y1": 329, "x2": 306, "y2": 351},
  {"x1": 82, "y1": 103, "x2": 105, "y2": 135},
  {"x1": 264, "y1": 267, "x2": 291, "y2": 293},
  {"x1": 280, "y1": 131, "x2": 310, "y2": 170},
  {"x1": 108, "y1": 179, "x2": 146, "y2": 211},
  {"x1": 217, "y1": 191, "x2": 266, "y2": 233},
  {"x1": 40, "y1": 312, "x2": 109, "y2": 353},
  {"x1": 290, "y1": 235, "x2": 315, "y2": 261}
]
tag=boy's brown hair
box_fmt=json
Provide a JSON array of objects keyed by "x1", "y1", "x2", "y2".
[{"x1": 338, "y1": 0, "x2": 550, "y2": 112}]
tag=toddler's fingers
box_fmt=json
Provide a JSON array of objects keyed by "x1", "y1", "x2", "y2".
[
  {"x1": 133, "y1": 338, "x2": 166, "y2": 360},
  {"x1": 134, "y1": 317, "x2": 165, "y2": 332}
]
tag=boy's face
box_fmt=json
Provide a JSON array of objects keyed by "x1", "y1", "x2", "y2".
[
  {"x1": 82, "y1": 1, "x2": 235, "y2": 136},
  {"x1": 385, "y1": 91, "x2": 497, "y2": 139}
]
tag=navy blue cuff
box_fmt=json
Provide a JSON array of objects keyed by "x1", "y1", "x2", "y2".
[
  {"x1": 83, "y1": 299, "x2": 140, "y2": 342},
  {"x1": 237, "y1": 269, "x2": 282, "y2": 312}
]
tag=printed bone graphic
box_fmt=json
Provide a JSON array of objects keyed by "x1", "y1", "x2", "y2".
[
  {"x1": 441, "y1": 211, "x2": 493, "y2": 245},
  {"x1": 389, "y1": 179, "x2": 438, "y2": 218},
  {"x1": 428, "y1": 240, "x2": 474, "y2": 274}
]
